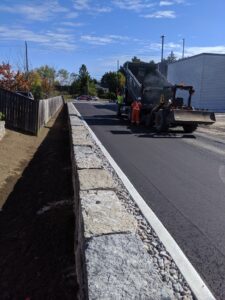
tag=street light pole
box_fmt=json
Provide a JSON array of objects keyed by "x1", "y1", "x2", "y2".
[
  {"x1": 182, "y1": 38, "x2": 185, "y2": 59},
  {"x1": 161, "y1": 35, "x2": 165, "y2": 62},
  {"x1": 117, "y1": 60, "x2": 119, "y2": 93}
]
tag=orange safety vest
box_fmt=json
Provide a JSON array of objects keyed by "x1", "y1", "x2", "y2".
[{"x1": 132, "y1": 101, "x2": 142, "y2": 111}]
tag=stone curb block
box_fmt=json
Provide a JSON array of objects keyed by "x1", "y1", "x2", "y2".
[
  {"x1": 80, "y1": 190, "x2": 137, "y2": 238},
  {"x1": 75, "y1": 150, "x2": 102, "y2": 169},
  {"x1": 78, "y1": 169, "x2": 115, "y2": 191},
  {"x1": 86, "y1": 233, "x2": 175, "y2": 300}
]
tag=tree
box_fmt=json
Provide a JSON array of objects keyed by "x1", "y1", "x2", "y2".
[
  {"x1": 69, "y1": 73, "x2": 78, "y2": 85},
  {"x1": 70, "y1": 65, "x2": 96, "y2": 96},
  {"x1": 131, "y1": 56, "x2": 141, "y2": 63},
  {"x1": 88, "y1": 81, "x2": 97, "y2": 96},
  {"x1": 70, "y1": 79, "x2": 80, "y2": 95},
  {"x1": 14, "y1": 72, "x2": 29, "y2": 91},
  {"x1": 36, "y1": 65, "x2": 56, "y2": 85},
  {"x1": 78, "y1": 64, "x2": 90, "y2": 94},
  {"x1": 0, "y1": 63, "x2": 15, "y2": 90},
  {"x1": 166, "y1": 51, "x2": 177, "y2": 63},
  {"x1": 118, "y1": 72, "x2": 125, "y2": 90},
  {"x1": 28, "y1": 71, "x2": 43, "y2": 100},
  {"x1": 56, "y1": 69, "x2": 69, "y2": 86},
  {"x1": 0, "y1": 62, "x2": 29, "y2": 91},
  {"x1": 101, "y1": 71, "x2": 125, "y2": 94},
  {"x1": 36, "y1": 65, "x2": 56, "y2": 97}
]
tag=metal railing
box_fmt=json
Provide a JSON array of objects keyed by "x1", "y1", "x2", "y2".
[{"x1": 124, "y1": 64, "x2": 142, "y2": 101}]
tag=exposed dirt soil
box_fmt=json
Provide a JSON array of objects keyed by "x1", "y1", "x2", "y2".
[
  {"x1": 0, "y1": 117, "x2": 51, "y2": 209},
  {"x1": 0, "y1": 107, "x2": 78, "y2": 299}
]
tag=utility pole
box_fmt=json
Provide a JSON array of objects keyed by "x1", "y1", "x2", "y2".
[
  {"x1": 25, "y1": 41, "x2": 29, "y2": 79},
  {"x1": 117, "y1": 60, "x2": 119, "y2": 93},
  {"x1": 182, "y1": 38, "x2": 185, "y2": 59},
  {"x1": 161, "y1": 35, "x2": 165, "y2": 62}
]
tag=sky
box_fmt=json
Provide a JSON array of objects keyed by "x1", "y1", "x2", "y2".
[{"x1": 0, "y1": 0, "x2": 224, "y2": 80}]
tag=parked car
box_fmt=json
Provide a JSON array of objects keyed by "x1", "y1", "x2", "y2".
[
  {"x1": 91, "y1": 96, "x2": 99, "y2": 101},
  {"x1": 16, "y1": 91, "x2": 34, "y2": 100},
  {"x1": 76, "y1": 95, "x2": 92, "y2": 101}
]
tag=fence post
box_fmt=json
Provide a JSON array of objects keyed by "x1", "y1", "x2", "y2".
[{"x1": 35, "y1": 100, "x2": 40, "y2": 136}]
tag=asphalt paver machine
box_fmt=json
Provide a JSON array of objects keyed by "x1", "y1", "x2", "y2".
[{"x1": 121, "y1": 62, "x2": 215, "y2": 133}]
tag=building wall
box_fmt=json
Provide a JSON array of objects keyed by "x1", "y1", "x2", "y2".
[
  {"x1": 201, "y1": 55, "x2": 225, "y2": 111},
  {"x1": 167, "y1": 54, "x2": 225, "y2": 112}
]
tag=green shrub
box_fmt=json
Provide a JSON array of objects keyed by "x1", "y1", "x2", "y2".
[
  {"x1": 0, "y1": 112, "x2": 5, "y2": 121},
  {"x1": 107, "y1": 92, "x2": 116, "y2": 100}
]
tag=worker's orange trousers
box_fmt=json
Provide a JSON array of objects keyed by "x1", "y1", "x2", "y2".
[{"x1": 131, "y1": 109, "x2": 140, "y2": 124}]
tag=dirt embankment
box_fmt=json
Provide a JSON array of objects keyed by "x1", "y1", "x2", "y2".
[{"x1": 0, "y1": 108, "x2": 78, "y2": 299}]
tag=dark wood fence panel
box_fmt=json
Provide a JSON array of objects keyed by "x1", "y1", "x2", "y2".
[
  {"x1": 0, "y1": 88, "x2": 64, "y2": 135},
  {"x1": 0, "y1": 88, "x2": 38, "y2": 134}
]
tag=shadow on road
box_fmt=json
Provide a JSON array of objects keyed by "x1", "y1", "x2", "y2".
[
  {"x1": 73, "y1": 104, "x2": 197, "y2": 139},
  {"x1": 84, "y1": 114, "x2": 125, "y2": 127},
  {"x1": 93, "y1": 103, "x2": 117, "y2": 112},
  {"x1": 137, "y1": 132, "x2": 196, "y2": 139},
  {"x1": 108, "y1": 121, "x2": 197, "y2": 139}
]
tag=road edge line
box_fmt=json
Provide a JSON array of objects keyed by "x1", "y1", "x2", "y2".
[{"x1": 73, "y1": 103, "x2": 216, "y2": 300}]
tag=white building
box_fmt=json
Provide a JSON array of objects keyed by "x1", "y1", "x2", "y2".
[{"x1": 167, "y1": 53, "x2": 225, "y2": 112}]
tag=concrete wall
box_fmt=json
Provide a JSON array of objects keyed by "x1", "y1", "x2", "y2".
[
  {"x1": 168, "y1": 54, "x2": 225, "y2": 112},
  {"x1": 0, "y1": 121, "x2": 5, "y2": 140},
  {"x1": 38, "y1": 96, "x2": 64, "y2": 129}
]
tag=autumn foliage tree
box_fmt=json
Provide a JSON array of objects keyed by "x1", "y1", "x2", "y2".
[
  {"x1": 28, "y1": 71, "x2": 43, "y2": 100},
  {"x1": 0, "y1": 62, "x2": 29, "y2": 92},
  {"x1": 0, "y1": 63, "x2": 15, "y2": 90},
  {"x1": 14, "y1": 72, "x2": 29, "y2": 91}
]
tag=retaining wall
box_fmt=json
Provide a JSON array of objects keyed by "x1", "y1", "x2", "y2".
[
  {"x1": 67, "y1": 102, "x2": 183, "y2": 300},
  {"x1": 38, "y1": 96, "x2": 64, "y2": 129},
  {"x1": 0, "y1": 121, "x2": 5, "y2": 140}
]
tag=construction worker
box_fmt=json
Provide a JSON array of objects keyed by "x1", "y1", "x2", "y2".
[
  {"x1": 117, "y1": 92, "x2": 124, "y2": 117},
  {"x1": 131, "y1": 97, "x2": 142, "y2": 125}
]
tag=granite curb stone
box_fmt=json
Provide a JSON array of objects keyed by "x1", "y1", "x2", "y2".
[
  {"x1": 75, "y1": 149, "x2": 102, "y2": 169},
  {"x1": 78, "y1": 169, "x2": 115, "y2": 191},
  {"x1": 80, "y1": 190, "x2": 137, "y2": 237},
  {"x1": 72, "y1": 135, "x2": 94, "y2": 147},
  {"x1": 86, "y1": 233, "x2": 176, "y2": 300}
]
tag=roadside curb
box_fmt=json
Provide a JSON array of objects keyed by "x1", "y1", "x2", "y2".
[{"x1": 68, "y1": 102, "x2": 215, "y2": 300}]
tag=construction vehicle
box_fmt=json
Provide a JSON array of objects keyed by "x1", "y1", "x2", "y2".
[{"x1": 120, "y1": 62, "x2": 216, "y2": 133}]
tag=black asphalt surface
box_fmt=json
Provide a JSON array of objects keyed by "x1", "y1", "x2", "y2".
[{"x1": 74, "y1": 102, "x2": 225, "y2": 299}]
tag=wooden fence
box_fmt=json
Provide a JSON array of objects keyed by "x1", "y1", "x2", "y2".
[{"x1": 0, "y1": 88, "x2": 64, "y2": 135}]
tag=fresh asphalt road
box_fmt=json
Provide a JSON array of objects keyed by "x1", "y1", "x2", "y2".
[{"x1": 74, "y1": 102, "x2": 225, "y2": 299}]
